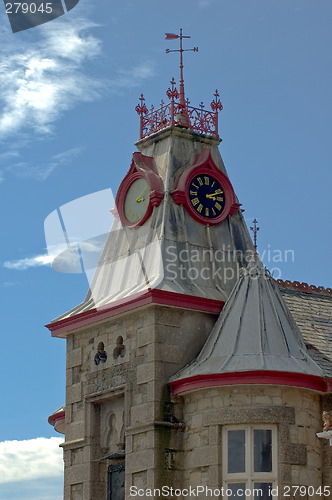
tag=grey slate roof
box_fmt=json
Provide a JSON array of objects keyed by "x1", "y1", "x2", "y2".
[
  {"x1": 280, "y1": 287, "x2": 332, "y2": 377},
  {"x1": 50, "y1": 127, "x2": 332, "y2": 383},
  {"x1": 54, "y1": 128, "x2": 255, "y2": 322},
  {"x1": 170, "y1": 267, "x2": 325, "y2": 382}
]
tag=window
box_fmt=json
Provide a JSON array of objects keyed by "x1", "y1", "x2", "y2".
[{"x1": 223, "y1": 425, "x2": 277, "y2": 500}]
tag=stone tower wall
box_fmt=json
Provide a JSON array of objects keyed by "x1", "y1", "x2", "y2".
[
  {"x1": 62, "y1": 304, "x2": 217, "y2": 499},
  {"x1": 178, "y1": 385, "x2": 331, "y2": 495}
]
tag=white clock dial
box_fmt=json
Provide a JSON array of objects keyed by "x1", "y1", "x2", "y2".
[{"x1": 124, "y1": 178, "x2": 150, "y2": 223}]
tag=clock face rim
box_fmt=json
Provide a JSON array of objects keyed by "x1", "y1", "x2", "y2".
[
  {"x1": 188, "y1": 173, "x2": 226, "y2": 221},
  {"x1": 119, "y1": 172, "x2": 152, "y2": 228},
  {"x1": 115, "y1": 159, "x2": 164, "y2": 230},
  {"x1": 171, "y1": 148, "x2": 239, "y2": 226},
  {"x1": 184, "y1": 167, "x2": 234, "y2": 225},
  {"x1": 124, "y1": 177, "x2": 150, "y2": 224}
]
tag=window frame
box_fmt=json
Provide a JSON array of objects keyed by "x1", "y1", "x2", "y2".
[{"x1": 222, "y1": 424, "x2": 278, "y2": 495}]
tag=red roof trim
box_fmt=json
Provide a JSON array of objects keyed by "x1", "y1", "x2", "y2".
[
  {"x1": 46, "y1": 289, "x2": 223, "y2": 337},
  {"x1": 48, "y1": 409, "x2": 66, "y2": 428},
  {"x1": 169, "y1": 370, "x2": 332, "y2": 395}
]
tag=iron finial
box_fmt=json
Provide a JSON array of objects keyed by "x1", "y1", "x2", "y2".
[{"x1": 250, "y1": 218, "x2": 260, "y2": 254}]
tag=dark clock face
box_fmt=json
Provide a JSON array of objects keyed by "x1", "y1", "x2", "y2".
[{"x1": 188, "y1": 174, "x2": 226, "y2": 219}]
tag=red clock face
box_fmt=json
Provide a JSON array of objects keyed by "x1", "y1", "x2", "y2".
[{"x1": 188, "y1": 174, "x2": 226, "y2": 220}]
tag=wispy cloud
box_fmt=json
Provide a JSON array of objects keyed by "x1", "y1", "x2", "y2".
[
  {"x1": 0, "y1": 17, "x2": 103, "y2": 139},
  {"x1": 0, "y1": 437, "x2": 63, "y2": 484},
  {"x1": 0, "y1": 15, "x2": 155, "y2": 182},
  {"x1": 0, "y1": 281, "x2": 21, "y2": 288},
  {"x1": 7, "y1": 146, "x2": 84, "y2": 181},
  {"x1": 198, "y1": 0, "x2": 214, "y2": 8},
  {"x1": 4, "y1": 238, "x2": 107, "y2": 272},
  {"x1": 4, "y1": 253, "x2": 53, "y2": 270},
  {"x1": 0, "y1": 16, "x2": 156, "y2": 140},
  {"x1": 110, "y1": 61, "x2": 155, "y2": 92}
]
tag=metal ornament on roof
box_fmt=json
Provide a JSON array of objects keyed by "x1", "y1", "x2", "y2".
[
  {"x1": 250, "y1": 218, "x2": 260, "y2": 254},
  {"x1": 136, "y1": 30, "x2": 223, "y2": 140}
]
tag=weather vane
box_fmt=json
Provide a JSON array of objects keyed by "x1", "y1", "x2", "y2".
[
  {"x1": 250, "y1": 218, "x2": 260, "y2": 254},
  {"x1": 165, "y1": 29, "x2": 198, "y2": 110}
]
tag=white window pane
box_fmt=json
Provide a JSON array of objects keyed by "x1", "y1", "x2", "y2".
[
  {"x1": 227, "y1": 483, "x2": 246, "y2": 499},
  {"x1": 254, "y1": 429, "x2": 272, "y2": 472},
  {"x1": 228, "y1": 430, "x2": 245, "y2": 473},
  {"x1": 254, "y1": 483, "x2": 273, "y2": 500}
]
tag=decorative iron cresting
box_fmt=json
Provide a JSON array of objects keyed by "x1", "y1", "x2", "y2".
[
  {"x1": 136, "y1": 81, "x2": 222, "y2": 140},
  {"x1": 136, "y1": 29, "x2": 223, "y2": 139}
]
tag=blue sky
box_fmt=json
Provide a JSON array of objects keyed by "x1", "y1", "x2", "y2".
[{"x1": 0, "y1": 0, "x2": 331, "y2": 498}]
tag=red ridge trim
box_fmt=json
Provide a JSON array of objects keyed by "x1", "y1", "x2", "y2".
[
  {"x1": 169, "y1": 370, "x2": 332, "y2": 395},
  {"x1": 46, "y1": 289, "x2": 223, "y2": 338},
  {"x1": 278, "y1": 279, "x2": 332, "y2": 296}
]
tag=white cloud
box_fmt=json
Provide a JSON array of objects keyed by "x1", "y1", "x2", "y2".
[
  {"x1": 0, "y1": 17, "x2": 104, "y2": 139},
  {"x1": 4, "y1": 238, "x2": 107, "y2": 273},
  {"x1": 0, "y1": 16, "x2": 155, "y2": 182},
  {"x1": 4, "y1": 253, "x2": 53, "y2": 270},
  {"x1": 0, "y1": 437, "x2": 63, "y2": 484},
  {"x1": 0, "y1": 16, "x2": 156, "y2": 140}
]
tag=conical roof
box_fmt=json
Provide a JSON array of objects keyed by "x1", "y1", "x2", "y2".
[{"x1": 170, "y1": 265, "x2": 324, "y2": 384}]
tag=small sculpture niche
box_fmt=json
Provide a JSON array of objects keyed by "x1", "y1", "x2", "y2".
[
  {"x1": 106, "y1": 412, "x2": 118, "y2": 448},
  {"x1": 94, "y1": 342, "x2": 107, "y2": 365},
  {"x1": 113, "y1": 336, "x2": 126, "y2": 360}
]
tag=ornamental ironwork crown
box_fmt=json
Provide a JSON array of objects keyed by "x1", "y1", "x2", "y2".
[{"x1": 136, "y1": 30, "x2": 223, "y2": 140}]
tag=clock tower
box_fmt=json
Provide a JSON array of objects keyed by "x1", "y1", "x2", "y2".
[{"x1": 48, "y1": 31, "x2": 332, "y2": 500}]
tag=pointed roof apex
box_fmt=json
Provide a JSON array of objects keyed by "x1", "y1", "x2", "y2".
[{"x1": 170, "y1": 267, "x2": 324, "y2": 393}]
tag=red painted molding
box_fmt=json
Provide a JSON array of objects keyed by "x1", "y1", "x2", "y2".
[
  {"x1": 171, "y1": 148, "x2": 240, "y2": 225},
  {"x1": 169, "y1": 370, "x2": 332, "y2": 395},
  {"x1": 48, "y1": 409, "x2": 65, "y2": 428},
  {"x1": 46, "y1": 289, "x2": 224, "y2": 338},
  {"x1": 115, "y1": 151, "x2": 164, "y2": 229}
]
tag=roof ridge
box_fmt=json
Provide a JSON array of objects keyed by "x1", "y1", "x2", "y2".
[{"x1": 277, "y1": 279, "x2": 332, "y2": 296}]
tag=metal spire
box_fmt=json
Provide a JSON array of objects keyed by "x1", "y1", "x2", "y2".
[
  {"x1": 136, "y1": 32, "x2": 222, "y2": 139},
  {"x1": 165, "y1": 29, "x2": 198, "y2": 109},
  {"x1": 250, "y1": 218, "x2": 260, "y2": 254}
]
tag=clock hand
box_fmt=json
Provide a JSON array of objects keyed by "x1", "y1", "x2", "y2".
[
  {"x1": 135, "y1": 186, "x2": 148, "y2": 202},
  {"x1": 206, "y1": 189, "x2": 223, "y2": 200}
]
